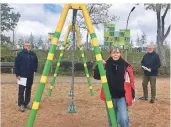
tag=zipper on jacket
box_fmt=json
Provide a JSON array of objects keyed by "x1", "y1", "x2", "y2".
[
  {"x1": 28, "y1": 52, "x2": 30, "y2": 76},
  {"x1": 113, "y1": 64, "x2": 118, "y2": 70}
]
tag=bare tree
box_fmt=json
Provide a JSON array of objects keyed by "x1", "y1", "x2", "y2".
[
  {"x1": 18, "y1": 37, "x2": 25, "y2": 48},
  {"x1": 135, "y1": 33, "x2": 140, "y2": 47},
  {"x1": 140, "y1": 33, "x2": 147, "y2": 46},
  {"x1": 77, "y1": 4, "x2": 119, "y2": 50},
  {"x1": 37, "y1": 36, "x2": 43, "y2": 49},
  {"x1": 145, "y1": 4, "x2": 170, "y2": 68}
]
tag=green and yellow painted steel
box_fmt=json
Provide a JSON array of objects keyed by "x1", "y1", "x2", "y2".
[
  {"x1": 75, "y1": 25, "x2": 94, "y2": 96},
  {"x1": 48, "y1": 24, "x2": 94, "y2": 96},
  {"x1": 48, "y1": 24, "x2": 71, "y2": 96},
  {"x1": 26, "y1": 4, "x2": 117, "y2": 127},
  {"x1": 26, "y1": 4, "x2": 70, "y2": 127},
  {"x1": 79, "y1": 46, "x2": 94, "y2": 96},
  {"x1": 81, "y1": 4, "x2": 117, "y2": 127}
]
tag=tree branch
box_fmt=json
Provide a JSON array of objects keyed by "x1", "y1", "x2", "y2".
[
  {"x1": 162, "y1": 4, "x2": 170, "y2": 19},
  {"x1": 156, "y1": 4, "x2": 165, "y2": 44},
  {"x1": 162, "y1": 25, "x2": 171, "y2": 43},
  {"x1": 162, "y1": 4, "x2": 170, "y2": 37},
  {"x1": 162, "y1": 16, "x2": 164, "y2": 37},
  {"x1": 89, "y1": 5, "x2": 94, "y2": 15}
]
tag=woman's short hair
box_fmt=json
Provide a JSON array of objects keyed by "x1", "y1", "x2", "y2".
[{"x1": 110, "y1": 46, "x2": 122, "y2": 54}]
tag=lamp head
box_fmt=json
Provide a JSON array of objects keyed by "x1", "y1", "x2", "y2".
[{"x1": 131, "y1": 7, "x2": 136, "y2": 12}]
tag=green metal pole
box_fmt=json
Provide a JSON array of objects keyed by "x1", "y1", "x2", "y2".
[
  {"x1": 75, "y1": 25, "x2": 94, "y2": 96},
  {"x1": 26, "y1": 4, "x2": 70, "y2": 127},
  {"x1": 48, "y1": 24, "x2": 72, "y2": 96},
  {"x1": 79, "y1": 46, "x2": 94, "y2": 96},
  {"x1": 81, "y1": 4, "x2": 118, "y2": 127},
  {"x1": 48, "y1": 45, "x2": 65, "y2": 96}
]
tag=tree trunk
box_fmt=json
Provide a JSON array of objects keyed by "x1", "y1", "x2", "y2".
[
  {"x1": 159, "y1": 44, "x2": 167, "y2": 65},
  {"x1": 156, "y1": 9, "x2": 167, "y2": 67},
  {"x1": 158, "y1": 44, "x2": 168, "y2": 74},
  {"x1": 156, "y1": 10, "x2": 161, "y2": 46},
  {"x1": 86, "y1": 30, "x2": 89, "y2": 50}
]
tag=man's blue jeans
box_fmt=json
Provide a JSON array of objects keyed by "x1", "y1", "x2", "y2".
[{"x1": 105, "y1": 97, "x2": 129, "y2": 127}]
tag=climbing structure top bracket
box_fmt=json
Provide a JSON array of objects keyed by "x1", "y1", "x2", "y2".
[{"x1": 70, "y1": 4, "x2": 82, "y2": 10}]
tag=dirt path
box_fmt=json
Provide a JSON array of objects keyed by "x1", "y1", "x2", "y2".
[{"x1": 1, "y1": 75, "x2": 170, "y2": 127}]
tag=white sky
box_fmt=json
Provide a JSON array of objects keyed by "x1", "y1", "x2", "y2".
[{"x1": 4, "y1": 3, "x2": 171, "y2": 46}]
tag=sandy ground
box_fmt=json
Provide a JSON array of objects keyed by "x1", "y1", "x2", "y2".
[{"x1": 1, "y1": 74, "x2": 170, "y2": 127}]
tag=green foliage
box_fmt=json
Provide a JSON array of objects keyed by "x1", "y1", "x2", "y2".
[
  {"x1": 1, "y1": 4, "x2": 20, "y2": 43},
  {"x1": 1, "y1": 34, "x2": 11, "y2": 43},
  {"x1": 1, "y1": 47, "x2": 170, "y2": 76},
  {"x1": 1, "y1": 45, "x2": 15, "y2": 62}
]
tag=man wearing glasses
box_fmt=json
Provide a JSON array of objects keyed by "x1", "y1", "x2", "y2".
[
  {"x1": 15, "y1": 42, "x2": 38, "y2": 112},
  {"x1": 139, "y1": 45, "x2": 161, "y2": 103}
]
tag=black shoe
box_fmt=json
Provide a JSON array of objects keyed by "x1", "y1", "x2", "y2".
[
  {"x1": 150, "y1": 99, "x2": 155, "y2": 103},
  {"x1": 19, "y1": 105, "x2": 25, "y2": 112},
  {"x1": 139, "y1": 96, "x2": 148, "y2": 100}
]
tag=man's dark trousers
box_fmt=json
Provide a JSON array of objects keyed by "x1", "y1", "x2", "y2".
[
  {"x1": 18, "y1": 76, "x2": 33, "y2": 106},
  {"x1": 142, "y1": 75, "x2": 156, "y2": 100}
]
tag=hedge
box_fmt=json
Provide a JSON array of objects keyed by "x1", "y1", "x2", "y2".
[{"x1": 1, "y1": 47, "x2": 170, "y2": 76}]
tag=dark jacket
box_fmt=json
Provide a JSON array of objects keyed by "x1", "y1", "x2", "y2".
[
  {"x1": 105, "y1": 57, "x2": 129, "y2": 98},
  {"x1": 93, "y1": 57, "x2": 135, "y2": 106},
  {"x1": 141, "y1": 51, "x2": 161, "y2": 76},
  {"x1": 15, "y1": 49, "x2": 38, "y2": 78}
]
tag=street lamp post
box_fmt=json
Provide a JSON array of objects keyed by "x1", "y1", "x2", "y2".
[
  {"x1": 125, "y1": 6, "x2": 135, "y2": 61},
  {"x1": 126, "y1": 7, "x2": 135, "y2": 30}
]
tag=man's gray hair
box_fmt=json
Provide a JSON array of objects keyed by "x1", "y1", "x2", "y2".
[{"x1": 24, "y1": 42, "x2": 31, "y2": 45}]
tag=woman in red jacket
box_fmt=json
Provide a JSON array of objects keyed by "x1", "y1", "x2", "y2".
[{"x1": 98, "y1": 47, "x2": 135, "y2": 127}]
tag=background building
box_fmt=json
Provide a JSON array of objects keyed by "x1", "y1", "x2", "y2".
[{"x1": 104, "y1": 24, "x2": 131, "y2": 49}]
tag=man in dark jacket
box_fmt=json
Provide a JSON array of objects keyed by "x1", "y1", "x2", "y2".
[
  {"x1": 139, "y1": 45, "x2": 161, "y2": 103},
  {"x1": 15, "y1": 42, "x2": 38, "y2": 112}
]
